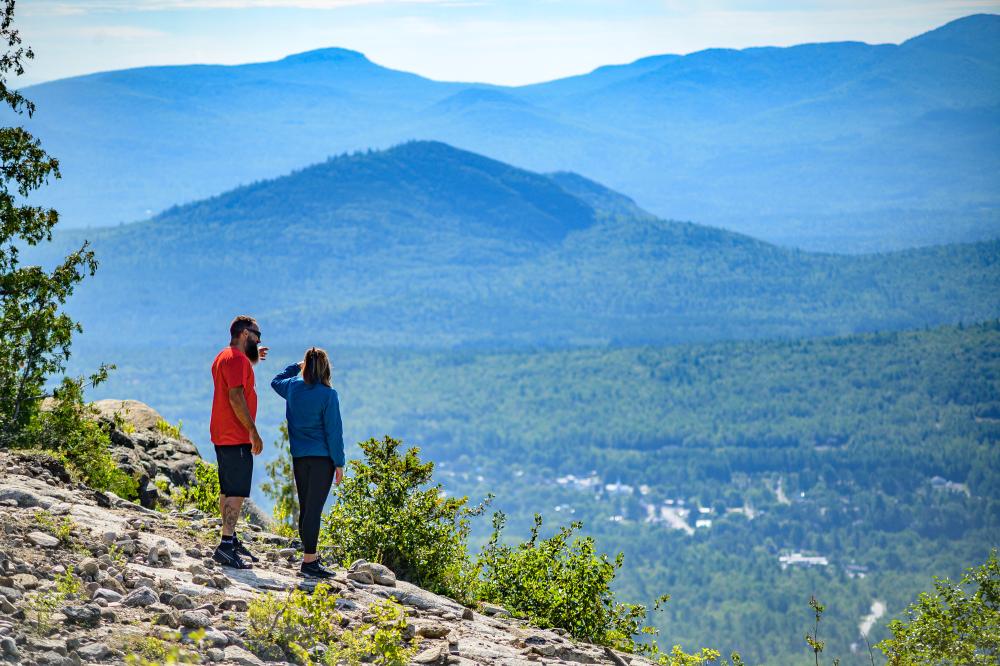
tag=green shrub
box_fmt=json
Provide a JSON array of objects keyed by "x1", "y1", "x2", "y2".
[
  {"x1": 262, "y1": 423, "x2": 298, "y2": 537},
  {"x1": 477, "y1": 511, "x2": 668, "y2": 652},
  {"x1": 326, "y1": 599, "x2": 416, "y2": 666},
  {"x1": 124, "y1": 630, "x2": 203, "y2": 665},
  {"x1": 33, "y1": 509, "x2": 77, "y2": 547},
  {"x1": 22, "y1": 375, "x2": 138, "y2": 500},
  {"x1": 247, "y1": 583, "x2": 344, "y2": 664},
  {"x1": 877, "y1": 548, "x2": 1000, "y2": 665},
  {"x1": 320, "y1": 436, "x2": 488, "y2": 601},
  {"x1": 25, "y1": 567, "x2": 82, "y2": 635},
  {"x1": 171, "y1": 459, "x2": 220, "y2": 516},
  {"x1": 154, "y1": 417, "x2": 183, "y2": 439},
  {"x1": 247, "y1": 584, "x2": 414, "y2": 666}
]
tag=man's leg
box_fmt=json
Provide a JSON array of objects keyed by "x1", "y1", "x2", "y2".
[
  {"x1": 219, "y1": 493, "x2": 227, "y2": 534},
  {"x1": 221, "y1": 496, "x2": 243, "y2": 537}
]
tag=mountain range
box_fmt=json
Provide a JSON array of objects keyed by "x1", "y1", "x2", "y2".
[
  {"x1": 14, "y1": 14, "x2": 1000, "y2": 251},
  {"x1": 33, "y1": 141, "x2": 1000, "y2": 352}
]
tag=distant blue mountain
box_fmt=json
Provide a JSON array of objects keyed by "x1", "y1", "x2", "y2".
[
  {"x1": 12, "y1": 13, "x2": 1000, "y2": 251},
  {"x1": 33, "y1": 141, "x2": 1000, "y2": 350}
]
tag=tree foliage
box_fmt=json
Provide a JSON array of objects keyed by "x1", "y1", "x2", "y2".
[
  {"x1": 320, "y1": 435, "x2": 488, "y2": 600},
  {"x1": 477, "y1": 511, "x2": 668, "y2": 651},
  {"x1": 0, "y1": 0, "x2": 101, "y2": 443},
  {"x1": 878, "y1": 549, "x2": 1000, "y2": 665}
]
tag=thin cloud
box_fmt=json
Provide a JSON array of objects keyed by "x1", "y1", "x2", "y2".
[{"x1": 27, "y1": 0, "x2": 484, "y2": 13}]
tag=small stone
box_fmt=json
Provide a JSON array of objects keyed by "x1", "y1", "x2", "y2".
[
  {"x1": 77, "y1": 559, "x2": 100, "y2": 577},
  {"x1": 100, "y1": 532, "x2": 117, "y2": 545},
  {"x1": 462, "y1": 607, "x2": 474, "y2": 620},
  {"x1": 413, "y1": 646, "x2": 445, "y2": 664},
  {"x1": 191, "y1": 574, "x2": 214, "y2": 586},
  {"x1": 185, "y1": 548, "x2": 201, "y2": 558},
  {"x1": 169, "y1": 593, "x2": 194, "y2": 610},
  {"x1": 122, "y1": 587, "x2": 158, "y2": 607},
  {"x1": 218, "y1": 598, "x2": 248, "y2": 612},
  {"x1": 92, "y1": 588, "x2": 122, "y2": 603},
  {"x1": 154, "y1": 611, "x2": 180, "y2": 629},
  {"x1": 207, "y1": 647, "x2": 225, "y2": 662},
  {"x1": 356, "y1": 562, "x2": 396, "y2": 586},
  {"x1": 223, "y1": 645, "x2": 264, "y2": 666},
  {"x1": 179, "y1": 610, "x2": 211, "y2": 629},
  {"x1": 133, "y1": 576, "x2": 157, "y2": 591},
  {"x1": 346, "y1": 570, "x2": 374, "y2": 585},
  {"x1": 27, "y1": 531, "x2": 60, "y2": 548},
  {"x1": 77, "y1": 642, "x2": 111, "y2": 661},
  {"x1": 417, "y1": 624, "x2": 451, "y2": 639},
  {"x1": 12, "y1": 573, "x2": 39, "y2": 590},
  {"x1": 148, "y1": 543, "x2": 172, "y2": 567},
  {"x1": 211, "y1": 575, "x2": 230, "y2": 589},
  {"x1": 1, "y1": 637, "x2": 19, "y2": 659},
  {"x1": 63, "y1": 604, "x2": 102, "y2": 628},
  {"x1": 202, "y1": 627, "x2": 229, "y2": 647},
  {"x1": 0, "y1": 598, "x2": 15, "y2": 614},
  {"x1": 99, "y1": 608, "x2": 117, "y2": 623},
  {"x1": 278, "y1": 548, "x2": 296, "y2": 560}
]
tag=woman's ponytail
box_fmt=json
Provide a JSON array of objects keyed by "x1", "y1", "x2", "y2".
[{"x1": 301, "y1": 347, "x2": 333, "y2": 387}]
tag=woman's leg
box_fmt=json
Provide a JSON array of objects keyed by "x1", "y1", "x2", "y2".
[
  {"x1": 292, "y1": 456, "x2": 310, "y2": 544},
  {"x1": 294, "y1": 456, "x2": 335, "y2": 562}
]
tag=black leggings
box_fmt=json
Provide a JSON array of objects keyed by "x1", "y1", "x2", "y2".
[{"x1": 292, "y1": 456, "x2": 335, "y2": 554}]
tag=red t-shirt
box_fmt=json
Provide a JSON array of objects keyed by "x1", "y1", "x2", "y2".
[{"x1": 210, "y1": 346, "x2": 257, "y2": 445}]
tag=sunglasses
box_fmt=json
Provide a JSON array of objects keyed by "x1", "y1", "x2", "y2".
[{"x1": 247, "y1": 329, "x2": 262, "y2": 340}]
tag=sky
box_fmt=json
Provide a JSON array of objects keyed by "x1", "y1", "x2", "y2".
[{"x1": 16, "y1": 0, "x2": 1000, "y2": 87}]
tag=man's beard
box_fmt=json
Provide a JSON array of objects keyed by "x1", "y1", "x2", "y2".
[{"x1": 245, "y1": 339, "x2": 259, "y2": 363}]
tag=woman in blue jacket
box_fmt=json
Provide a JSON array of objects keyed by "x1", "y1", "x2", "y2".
[{"x1": 271, "y1": 347, "x2": 344, "y2": 578}]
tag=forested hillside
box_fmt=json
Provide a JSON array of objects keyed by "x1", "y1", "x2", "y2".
[
  {"x1": 14, "y1": 14, "x2": 1000, "y2": 250},
  {"x1": 30, "y1": 142, "x2": 1000, "y2": 349},
  {"x1": 71, "y1": 321, "x2": 1000, "y2": 665}
]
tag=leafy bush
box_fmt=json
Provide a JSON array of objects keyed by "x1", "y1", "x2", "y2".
[
  {"x1": 247, "y1": 582, "x2": 344, "y2": 664},
  {"x1": 247, "y1": 584, "x2": 414, "y2": 666},
  {"x1": 877, "y1": 549, "x2": 999, "y2": 665},
  {"x1": 262, "y1": 423, "x2": 298, "y2": 537},
  {"x1": 326, "y1": 599, "x2": 415, "y2": 666},
  {"x1": 25, "y1": 566, "x2": 82, "y2": 635},
  {"x1": 154, "y1": 417, "x2": 183, "y2": 439},
  {"x1": 321, "y1": 436, "x2": 488, "y2": 600},
  {"x1": 171, "y1": 459, "x2": 220, "y2": 516},
  {"x1": 23, "y1": 375, "x2": 137, "y2": 500},
  {"x1": 477, "y1": 511, "x2": 667, "y2": 651},
  {"x1": 33, "y1": 509, "x2": 77, "y2": 547},
  {"x1": 124, "y1": 630, "x2": 204, "y2": 666}
]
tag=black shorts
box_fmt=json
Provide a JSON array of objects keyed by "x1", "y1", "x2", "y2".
[{"x1": 214, "y1": 444, "x2": 253, "y2": 498}]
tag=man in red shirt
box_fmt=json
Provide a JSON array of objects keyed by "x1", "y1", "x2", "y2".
[{"x1": 210, "y1": 315, "x2": 268, "y2": 569}]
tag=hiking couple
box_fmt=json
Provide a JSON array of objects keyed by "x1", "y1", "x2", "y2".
[{"x1": 209, "y1": 315, "x2": 344, "y2": 579}]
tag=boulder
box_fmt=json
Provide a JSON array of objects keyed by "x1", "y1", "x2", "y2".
[
  {"x1": 223, "y1": 645, "x2": 265, "y2": 666},
  {"x1": 121, "y1": 587, "x2": 158, "y2": 607},
  {"x1": 349, "y1": 560, "x2": 396, "y2": 586},
  {"x1": 63, "y1": 605, "x2": 102, "y2": 628},
  {"x1": 26, "y1": 532, "x2": 59, "y2": 548},
  {"x1": 179, "y1": 610, "x2": 211, "y2": 629},
  {"x1": 168, "y1": 593, "x2": 194, "y2": 610},
  {"x1": 76, "y1": 642, "x2": 111, "y2": 661},
  {"x1": 91, "y1": 588, "x2": 122, "y2": 603}
]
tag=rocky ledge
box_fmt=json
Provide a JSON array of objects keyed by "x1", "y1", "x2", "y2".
[{"x1": 0, "y1": 446, "x2": 650, "y2": 666}]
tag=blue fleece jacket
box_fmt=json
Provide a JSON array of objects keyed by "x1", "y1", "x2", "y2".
[{"x1": 270, "y1": 363, "x2": 345, "y2": 466}]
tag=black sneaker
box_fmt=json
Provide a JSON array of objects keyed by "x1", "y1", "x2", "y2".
[
  {"x1": 300, "y1": 560, "x2": 336, "y2": 579},
  {"x1": 213, "y1": 542, "x2": 253, "y2": 569},
  {"x1": 232, "y1": 534, "x2": 259, "y2": 563}
]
